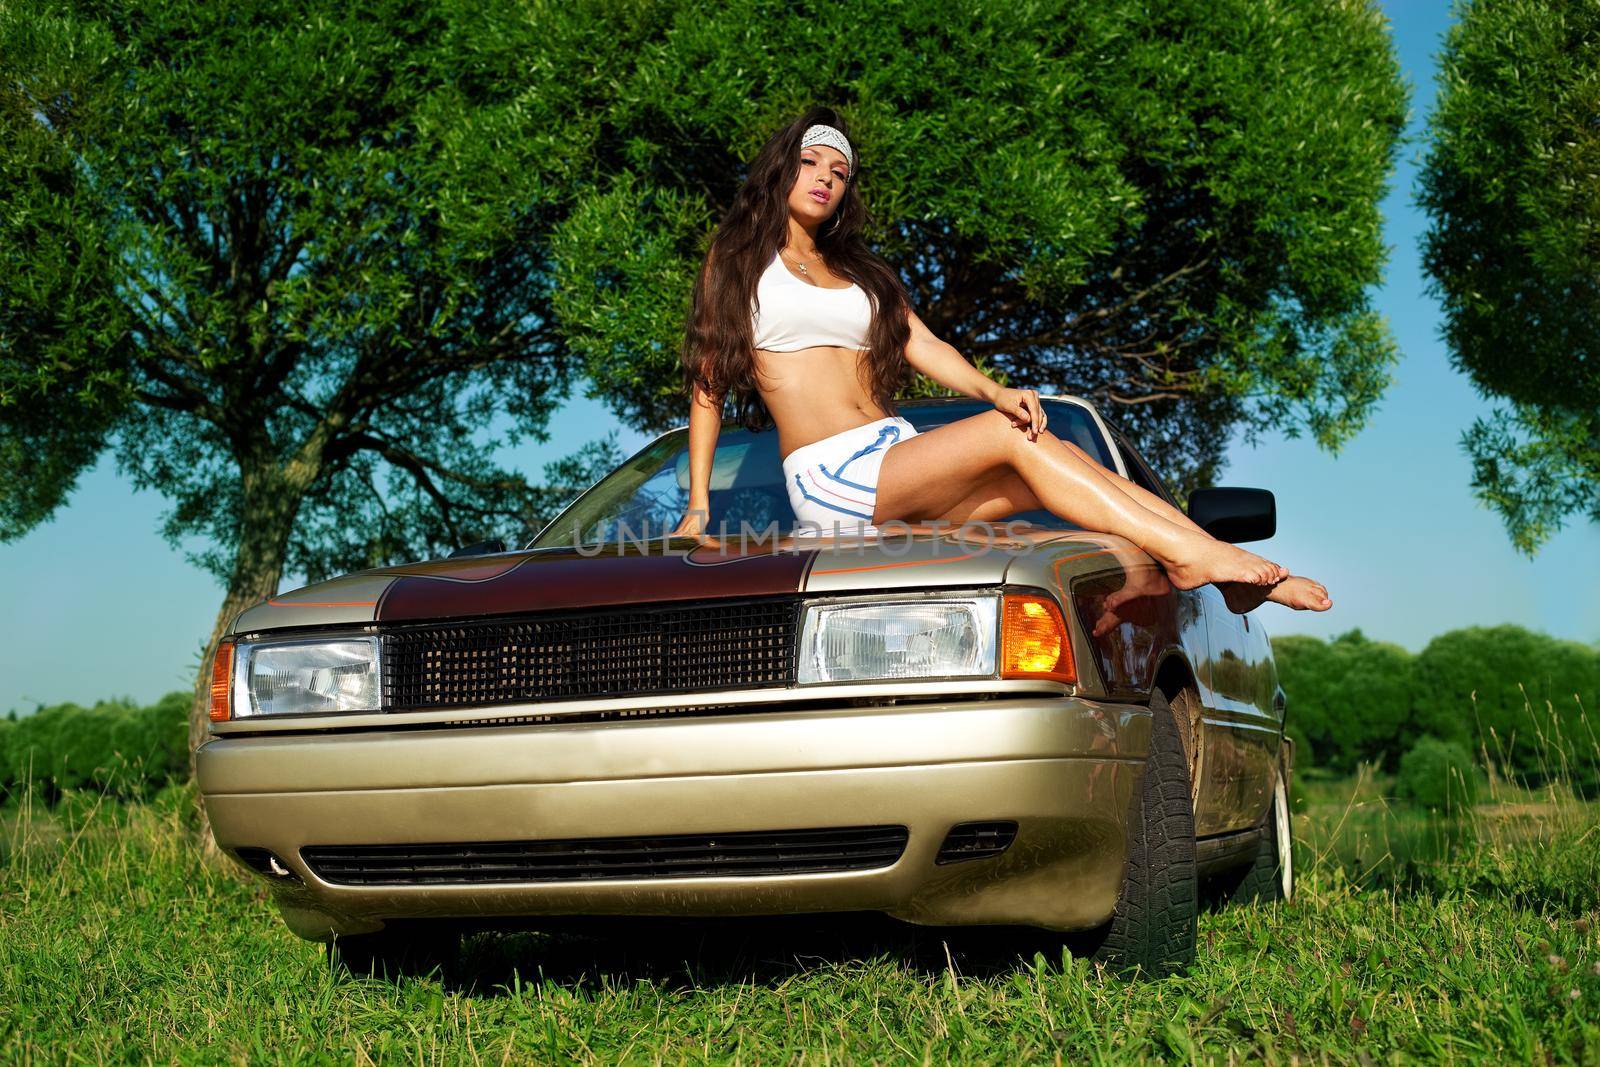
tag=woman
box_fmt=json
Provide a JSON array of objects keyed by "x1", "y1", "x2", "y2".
[{"x1": 673, "y1": 107, "x2": 1330, "y2": 610}]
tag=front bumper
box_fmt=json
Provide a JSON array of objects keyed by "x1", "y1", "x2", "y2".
[{"x1": 197, "y1": 694, "x2": 1150, "y2": 940}]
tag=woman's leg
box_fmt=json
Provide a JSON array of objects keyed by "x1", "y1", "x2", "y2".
[
  {"x1": 917, "y1": 430, "x2": 1330, "y2": 611},
  {"x1": 1044, "y1": 437, "x2": 1213, "y2": 538},
  {"x1": 883, "y1": 420, "x2": 1213, "y2": 537},
  {"x1": 871, "y1": 410, "x2": 1284, "y2": 590},
  {"x1": 1030, "y1": 438, "x2": 1331, "y2": 607},
  {"x1": 1032, "y1": 437, "x2": 1328, "y2": 609}
]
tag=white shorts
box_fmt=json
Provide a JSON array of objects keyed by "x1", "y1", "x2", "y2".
[{"x1": 782, "y1": 415, "x2": 919, "y2": 535}]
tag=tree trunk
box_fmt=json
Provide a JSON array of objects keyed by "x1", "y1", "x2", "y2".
[{"x1": 187, "y1": 460, "x2": 320, "y2": 858}]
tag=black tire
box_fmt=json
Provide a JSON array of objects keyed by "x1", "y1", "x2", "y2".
[
  {"x1": 1215, "y1": 759, "x2": 1295, "y2": 907},
  {"x1": 1085, "y1": 688, "x2": 1198, "y2": 978},
  {"x1": 328, "y1": 921, "x2": 461, "y2": 980}
]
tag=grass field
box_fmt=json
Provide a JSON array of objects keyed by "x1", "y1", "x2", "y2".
[{"x1": 2, "y1": 776, "x2": 1598, "y2": 1064}]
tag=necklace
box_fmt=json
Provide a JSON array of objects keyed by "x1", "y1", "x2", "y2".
[{"x1": 780, "y1": 246, "x2": 824, "y2": 284}]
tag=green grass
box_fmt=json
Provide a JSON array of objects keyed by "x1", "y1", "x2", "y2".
[{"x1": 2, "y1": 780, "x2": 1598, "y2": 1064}]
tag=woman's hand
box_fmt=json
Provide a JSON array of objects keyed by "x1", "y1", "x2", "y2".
[
  {"x1": 669, "y1": 503, "x2": 710, "y2": 540},
  {"x1": 991, "y1": 386, "x2": 1046, "y2": 440}
]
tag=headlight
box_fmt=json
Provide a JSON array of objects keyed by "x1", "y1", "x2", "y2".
[
  {"x1": 231, "y1": 635, "x2": 381, "y2": 717},
  {"x1": 797, "y1": 595, "x2": 998, "y2": 684}
]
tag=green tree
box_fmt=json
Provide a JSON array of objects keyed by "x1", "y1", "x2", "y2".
[
  {"x1": 1412, "y1": 625, "x2": 1600, "y2": 792},
  {"x1": 0, "y1": 691, "x2": 190, "y2": 803},
  {"x1": 1417, "y1": 0, "x2": 1600, "y2": 553},
  {"x1": 1273, "y1": 629, "x2": 1418, "y2": 772},
  {"x1": 0, "y1": 1, "x2": 635, "y2": 782},
  {"x1": 551, "y1": 0, "x2": 1409, "y2": 496},
  {"x1": 1275, "y1": 625, "x2": 1599, "y2": 790},
  {"x1": 1272, "y1": 634, "x2": 1335, "y2": 765}
]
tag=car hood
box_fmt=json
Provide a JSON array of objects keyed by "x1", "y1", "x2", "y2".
[{"x1": 228, "y1": 525, "x2": 1090, "y2": 635}]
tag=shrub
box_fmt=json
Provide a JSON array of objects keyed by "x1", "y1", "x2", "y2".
[
  {"x1": 1412, "y1": 625, "x2": 1599, "y2": 793},
  {"x1": 0, "y1": 692, "x2": 190, "y2": 804},
  {"x1": 1274, "y1": 624, "x2": 1600, "y2": 790},
  {"x1": 1396, "y1": 736, "x2": 1484, "y2": 812},
  {"x1": 1275, "y1": 629, "x2": 1419, "y2": 772}
]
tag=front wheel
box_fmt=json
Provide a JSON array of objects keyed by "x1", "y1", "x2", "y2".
[{"x1": 1083, "y1": 688, "x2": 1198, "y2": 978}]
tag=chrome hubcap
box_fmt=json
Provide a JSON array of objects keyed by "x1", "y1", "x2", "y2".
[{"x1": 1273, "y1": 768, "x2": 1293, "y2": 901}]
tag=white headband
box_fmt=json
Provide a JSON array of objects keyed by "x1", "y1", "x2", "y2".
[{"x1": 800, "y1": 124, "x2": 854, "y2": 179}]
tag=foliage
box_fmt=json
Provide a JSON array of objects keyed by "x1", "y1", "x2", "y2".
[
  {"x1": 1417, "y1": 0, "x2": 1600, "y2": 552},
  {"x1": 1274, "y1": 629, "x2": 1419, "y2": 772},
  {"x1": 1275, "y1": 624, "x2": 1600, "y2": 789},
  {"x1": 0, "y1": 0, "x2": 633, "y2": 586},
  {"x1": 1413, "y1": 625, "x2": 1600, "y2": 791},
  {"x1": 0, "y1": 0, "x2": 643, "y2": 758},
  {"x1": 0, "y1": 692, "x2": 188, "y2": 803},
  {"x1": 549, "y1": 0, "x2": 1409, "y2": 497},
  {"x1": 1396, "y1": 736, "x2": 1484, "y2": 811}
]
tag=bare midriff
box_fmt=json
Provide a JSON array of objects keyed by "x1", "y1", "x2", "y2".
[{"x1": 756, "y1": 344, "x2": 889, "y2": 462}]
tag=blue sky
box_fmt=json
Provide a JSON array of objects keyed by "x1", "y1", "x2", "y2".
[{"x1": 2, "y1": 1, "x2": 1595, "y2": 714}]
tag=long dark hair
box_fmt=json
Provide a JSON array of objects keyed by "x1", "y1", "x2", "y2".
[{"x1": 679, "y1": 106, "x2": 913, "y2": 431}]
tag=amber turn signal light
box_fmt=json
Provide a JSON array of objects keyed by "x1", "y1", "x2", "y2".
[
  {"x1": 1000, "y1": 592, "x2": 1076, "y2": 684},
  {"x1": 209, "y1": 639, "x2": 234, "y2": 722}
]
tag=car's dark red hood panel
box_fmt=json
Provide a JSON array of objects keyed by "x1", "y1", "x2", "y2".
[{"x1": 375, "y1": 542, "x2": 817, "y2": 622}]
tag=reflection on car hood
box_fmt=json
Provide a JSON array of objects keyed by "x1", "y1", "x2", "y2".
[{"x1": 229, "y1": 525, "x2": 1091, "y2": 635}]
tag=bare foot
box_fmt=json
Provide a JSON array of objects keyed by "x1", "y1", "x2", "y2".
[
  {"x1": 1248, "y1": 549, "x2": 1291, "y2": 585},
  {"x1": 1218, "y1": 575, "x2": 1332, "y2": 613},
  {"x1": 1162, "y1": 534, "x2": 1287, "y2": 590}
]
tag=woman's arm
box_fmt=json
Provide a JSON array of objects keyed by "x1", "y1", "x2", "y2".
[
  {"x1": 672, "y1": 375, "x2": 724, "y2": 537},
  {"x1": 673, "y1": 244, "x2": 725, "y2": 538},
  {"x1": 686, "y1": 378, "x2": 721, "y2": 512},
  {"x1": 902, "y1": 307, "x2": 1045, "y2": 439},
  {"x1": 903, "y1": 308, "x2": 1002, "y2": 403}
]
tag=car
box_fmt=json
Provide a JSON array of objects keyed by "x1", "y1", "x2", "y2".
[{"x1": 196, "y1": 394, "x2": 1295, "y2": 978}]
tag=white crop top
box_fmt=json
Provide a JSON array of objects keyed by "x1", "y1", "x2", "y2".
[{"x1": 750, "y1": 251, "x2": 873, "y2": 351}]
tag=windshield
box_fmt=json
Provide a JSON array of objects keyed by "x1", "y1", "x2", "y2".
[{"x1": 526, "y1": 398, "x2": 1117, "y2": 549}]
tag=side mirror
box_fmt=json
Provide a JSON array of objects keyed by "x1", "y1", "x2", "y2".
[
  {"x1": 448, "y1": 538, "x2": 507, "y2": 559},
  {"x1": 1186, "y1": 487, "x2": 1275, "y2": 543}
]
